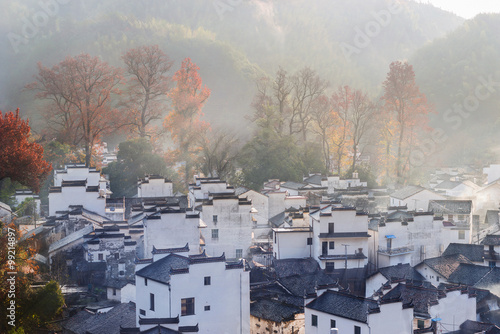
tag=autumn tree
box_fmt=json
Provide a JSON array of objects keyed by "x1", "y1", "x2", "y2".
[
  {"x1": 164, "y1": 58, "x2": 210, "y2": 185},
  {"x1": 0, "y1": 109, "x2": 52, "y2": 193},
  {"x1": 382, "y1": 61, "x2": 431, "y2": 183},
  {"x1": 122, "y1": 45, "x2": 173, "y2": 138},
  {"x1": 329, "y1": 86, "x2": 351, "y2": 175},
  {"x1": 31, "y1": 54, "x2": 123, "y2": 166},
  {"x1": 311, "y1": 95, "x2": 335, "y2": 171}
]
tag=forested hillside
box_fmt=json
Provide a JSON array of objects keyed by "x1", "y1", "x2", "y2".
[{"x1": 1, "y1": 0, "x2": 463, "y2": 136}]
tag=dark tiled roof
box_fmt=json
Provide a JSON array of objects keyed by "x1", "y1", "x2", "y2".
[
  {"x1": 251, "y1": 298, "x2": 302, "y2": 322},
  {"x1": 428, "y1": 200, "x2": 472, "y2": 214},
  {"x1": 390, "y1": 186, "x2": 424, "y2": 200},
  {"x1": 458, "y1": 320, "x2": 500, "y2": 334},
  {"x1": 278, "y1": 272, "x2": 338, "y2": 297},
  {"x1": 475, "y1": 267, "x2": 500, "y2": 289},
  {"x1": 269, "y1": 211, "x2": 286, "y2": 227},
  {"x1": 375, "y1": 263, "x2": 425, "y2": 281},
  {"x1": 136, "y1": 254, "x2": 190, "y2": 284},
  {"x1": 104, "y1": 278, "x2": 134, "y2": 289},
  {"x1": 303, "y1": 174, "x2": 324, "y2": 186},
  {"x1": 138, "y1": 316, "x2": 179, "y2": 325},
  {"x1": 434, "y1": 180, "x2": 462, "y2": 190},
  {"x1": 421, "y1": 254, "x2": 472, "y2": 279},
  {"x1": 274, "y1": 258, "x2": 320, "y2": 278},
  {"x1": 281, "y1": 181, "x2": 307, "y2": 190},
  {"x1": 442, "y1": 243, "x2": 484, "y2": 262},
  {"x1": 306, "y1": 290, "x2": 378, "y2": 323},
  {"x1": 63, "y1": 302, "x2": 136, "y2": 334},
  {"x1": 61, "y1": 180, "x2": 87, "y2": 187},
  {"x1": 152, "y1": 243, "x2": 190, "y2": 254},
  {"x1": 137, "y1": 325, "x2": 180, "y2": 333},
  {"x1": 482, "y1": 235, "x2": 500, "y2": 246},
  {"x1": 381, "y1": 282, "x2": 438, "y2": 318}
]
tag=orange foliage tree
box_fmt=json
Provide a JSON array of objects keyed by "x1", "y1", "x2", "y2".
[
  {"x1": 382, "y1": 61, "x2": 431, "y2": 183},
  {"x1": 164, "y1": 58, "x2": 210, "y2": 185},
  {"x1": 0, "y1": 109, "x2": 51, "y2": 192},
  {"x1": 30, "y1": 54, "x2": 123, "y2": 167},
  {"x1": 122, "y1": 45, "x2": 173, "y2": 138}
]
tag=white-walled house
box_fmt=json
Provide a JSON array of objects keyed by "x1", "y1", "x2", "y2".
[
  {"x1": 433, "y1": 180, "x2": 479, "y2": 197},
  {"x1": 415, "y1": 254, "x2": 472, "y2": 286},
  {"x1": 137, "y1": 175, "x2": 173, "y2": 198},
  {"x1": 390, "y1": 185, "x2": 446, "y2": 211},
  {"x1": 310, "y1": 206, "x2": 370, "y2": 270},
  {"x1": 272, "y1": 227, "x2": 314, "y2": 260},
  {"x1": 14, "y1": 189, "x2": 41, "y2": 215},
  {"x1": 143, "y1": 209, "x2": 202, "y2": 257},
  {"x1": 484, "y1": 164, "x2": 500, "y2": 184},
  {"x1": 188, "y1": 176, "x2": 234, "y2": 205},
  {"x1": 49, "y1": 180, "x2": 106, "y2": 216},
  {"x1": 199, "y1": 193, "x2": 253, "y2": 260},
  {"x1": 305, "y1": 289, "x2": 414, "y2": 334},
  {"x1": 105, "y1": 279, "x2": 135, "y2": 303},
  {"x1": 134, "y1": 249, "x2": 250, "y2": 333},
  {"x1": 365, "y1": 263, "x2": 425, "y2": 298},
  {"x1": 53, "y1": 164, "x2": 101, "y2": 187}
]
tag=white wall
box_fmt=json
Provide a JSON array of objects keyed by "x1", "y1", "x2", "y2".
[
  {"x1": 390, "y1": 190, "x2": 445, "y2": 211},
  {"x1": 268, "y1": 192, "x2": 287, "y2": 219},
  {"x1": 273, "y1": 230, "x2": 313, "y2": 259},
  {"x1": 136, "y1": 259, "x2": 250, "y2": 333},
  {"x1": 484, "y1": 164, "x2": 500, "y2": 184},
  {"x1": 138, "y1": 178, "x2": 173, "y2": 198},
  {"x1": 429, "y1": 290, "x2": 476, "y2": 330},
  {"x1": 305, "y1": 308, "x2": 368, "y2": 334},
  {"x1": 368, "y1": 301, "x2": 414, "y2": 334},
  {"x1": 143, "y1": 211, "x2": 201, "y2": 256},
  {"x1": 49, "y1": 186, "x2": 105, "y2": 216},
  {"x1": 284, "y1": 196, "x2": 306, "y2": 210},
  {"x1": 54, "y1": 166, "x2": 100, "y2": 186}
]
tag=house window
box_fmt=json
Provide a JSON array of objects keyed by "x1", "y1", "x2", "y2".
[
  {"x1": 311, "y1": 314, "x2": 318, "y2": 327},
  {"x1": 144, "y1": 278, "x2": 148, "y2": 286},
  {"x1": 204, "y1": 276, "x2": 211, "y2": 286},
  {"x1": 331, "y1": 319, "x2": 336, "y2": 329},
  {"x1": 181, "y1": 298, "x2": 195, "y2": 316},
  {"x1": 236, "y1": 249, "x2": 243, "y2": 259},
  {"x1": 150, "y1": 293, "x2": 155, "y2": 311},
  {"x1": 458, "y1": 230, "x2": 465, "y2": 240},
  {"x1": 328, "y1": 223, "x2": 334, "y2": 234},
  {"x1": 204, "y1": 305, "x2": 210, "y2": 311},
  {"x1": 417, "y1": 320, "x2": 425, "y2": 329},
  {"x1": 113, "y1": 288, "x2": 116, "y2": 296},
  {"x1": 213, "y1": 215, "x2": 218, "y2": 223},
  {"x1": 114, "y1": 253, "x2": 119, "y2": 259},
  {"x1": 329, "y1": 241, "x2": 335, "y2": 249},
  {"x1": 211, "y1": 229, "x2": 219, "y2": 240},
  {"x1": 98, "y1": 253, "x2": 104, "y2": 261},
  {"x1": 139, "y1": 309, "x2": 146, "y2": 316},
  {"x1": 307, "y1": 237, "x2": 312, "y2": 245},
  {"x1": 354, "y1": 325, "x2": 361, "y2": 334},
  {"x1": 437, "y1": 276, "x2": 440, "y2": 282},
  {"x1": 387, "y1": 238, "x2": 392, "y2": 250}
]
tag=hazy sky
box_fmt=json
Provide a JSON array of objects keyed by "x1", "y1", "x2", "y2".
[{"x1": 416, "y1": 0, "x2": 500, "y2": 19}]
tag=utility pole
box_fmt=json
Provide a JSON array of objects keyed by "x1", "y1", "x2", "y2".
[{"x1": 342, "y1": 244, "x2": 349, "y2": 269}]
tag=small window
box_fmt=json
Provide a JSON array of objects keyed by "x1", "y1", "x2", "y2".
[
  {"x1": 354, "y1": 325, "x2": 361, "y2": 334},
  {"x1": 212, "y1": 229, "x2": 219, "y2": 240},
  {"x1": 144, "y1": 278, "x2": 148, "y2": 286},
  {"x1": 307, "y1": 237, "x2": 312, "y2": 245},
  {"x1": 114, "y1": 253, "x2": 119, "y2": 259},
  {"x1": 437, "y1": 276, "x2": 440, "y2": 282},
  {"x1": 98, "y1": 253, "x2": 104, "y2": 261},
  {"x1": 328, "y1": 223, "x2": 334, "y2": 234},
  {"x1": 181, "y1": 298, "x2": 195, "y2": 316},
  {"x1": 204, "y1": 276, "x2": 211, "y2": 286},
  {"x1": 236, "y1": 249, "x2": 243, "y2": 259},
  {"x1": 139, "y1": 309, "x2": 146, "y2": 316},
  {"x1": 417, "y1": 320, "x2": 425, "y2": 329},
  {"x1": 458, "y1": 230, "x2": 465, "y2": 240},
  {"x1": 329, "y1": 241, "x2": 335, "y2": 250},
  {"x1": 311, "y1": 314, "x2": 318, "y2": 327},
  {"x1": 113, "y1": 288, "x2": 116, "y2": 296},
  {"x1": 150, "y1": 293, "x2": 155, "y2": 311},
  {"x1": 204, "y1": 305, "x2": 210, "y2": 311},
  {"x1": 213, "y1": 215, "x2": 218, "y2": 223},
  {"x1": 330, "y1": 319, "x2": 336, "y2": 329}
]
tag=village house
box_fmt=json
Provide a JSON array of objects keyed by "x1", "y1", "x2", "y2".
[
  {"x1": 432, "y1": 180, "x2": 479, "y2": 197},
  {"x1": 482, "y1": 235, "x2": 500, "y2": 268},
  {"x1": 415, "y1": 254, "x2": 473, "y2": 286},
  {"x1": 133, "y1": 246, "x2": 250, "y2": 333},
  {"x1": 365, "y1": 263, "x2": 425, "y2": 298},
  {"x1": 13, "y1": 189, "x2": 41, "y2": 215},
  {"x1": 137, "y1": 175, "x2": 173, "y2": 198},
  {"x1": 305, "y1": 289, "x2": 414, "y2": 334},
  {"x1": 390, "y1": 185, "x2": 446, "y2": 211}
]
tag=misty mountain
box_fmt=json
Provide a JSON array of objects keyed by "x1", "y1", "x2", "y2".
[
  {"x1": 1, "y1": 0, "x2": 464, "y2": 139},
  {"x1": 411, "y1": 14, "x2": 500, "y2": 165}
]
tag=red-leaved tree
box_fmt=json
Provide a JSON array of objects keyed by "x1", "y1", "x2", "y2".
[
  {"x1": 164, "y1": 58, "x2": 210, "y2": 185},
  {"x1": 0, "y1": 109, "x2": 52, "y2": 192}
]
